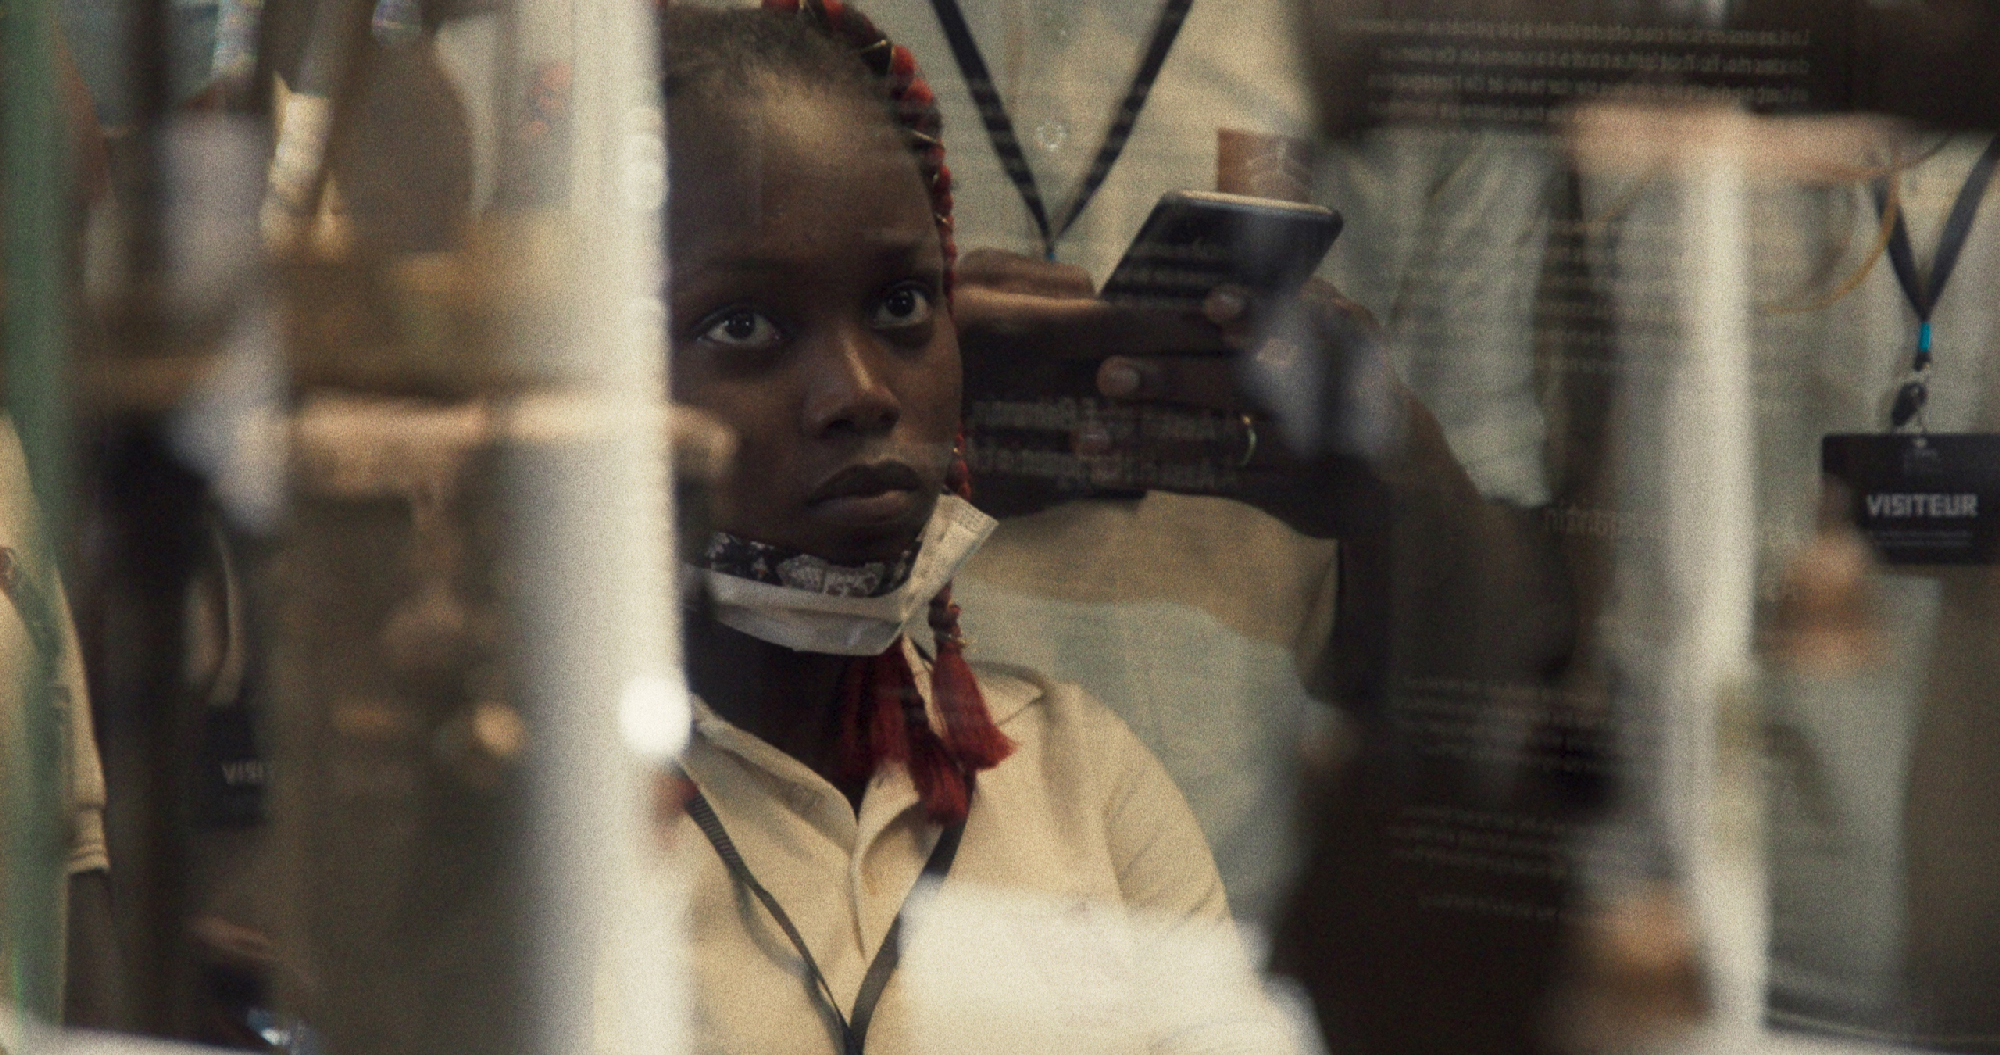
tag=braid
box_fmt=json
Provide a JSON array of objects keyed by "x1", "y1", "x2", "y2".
[{"x1": 759, "y1": 0, "x2": 957, "y2": 289}]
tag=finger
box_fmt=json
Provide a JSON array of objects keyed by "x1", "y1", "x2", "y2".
[
  {"x1": 1198, "y1": 280, "x2": 1383, "y2": 362},
  {"x1": 1096, "y1": 357, "x2": 1155, "y2": 399},
  {"x1": 1202, "y1": 285, "x2": 1252, "y2": 328},
  {"x1": 956, "y1": 247, "x2": 1096, "y2": 298},
  {"x1": 1096, "y1": 355, "x2": 1244, "y2": 412},
  {"x1": 1201, "y1": 285, "x2": 1265, "y2": 353},
  {"x1": 957, "y1": 289, "x2": 1229, "y2": 359}
]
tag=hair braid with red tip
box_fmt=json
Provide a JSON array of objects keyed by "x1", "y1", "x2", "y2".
[
  {"x1": 826, "y1": 445, "x2": 1010, "y2": 821},
  {"x1": 923, "y1": 444, "x2": 1012, "y2": 781},
  {"x1": 665, "y1": 3, "x2": 1004, "y2": 823}
]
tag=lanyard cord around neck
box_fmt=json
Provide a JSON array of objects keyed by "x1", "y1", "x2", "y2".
[
  {"x1": 1872, "y1": 134, "x2": 2000, "y2": 428},
  {"x1": 684, "y1": 788, "x2": 967, "y2": 1055},
  {"x1": 927, "y1": 0, "x2": 1194, "y2": 261}
]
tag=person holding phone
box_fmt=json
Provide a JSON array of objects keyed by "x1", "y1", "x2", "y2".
[
  {"x1": 660, "y1": 5, "x2": 1301, "y2": 1049},
  {"x1": 813, "y1": 2, "x2": 1576, "y2": 1053}
]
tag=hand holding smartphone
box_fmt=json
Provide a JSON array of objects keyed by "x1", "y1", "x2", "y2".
[{"x1": 962, "y1": 191, "x2": 1346, "y2": 503}]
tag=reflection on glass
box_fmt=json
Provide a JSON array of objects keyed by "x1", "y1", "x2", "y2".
[{"x1": 9, "y1": 0, "x2": 2000, "y2": 1054}]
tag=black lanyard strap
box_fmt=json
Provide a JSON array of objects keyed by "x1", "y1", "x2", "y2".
[
  {"x1": 686, "y1": 786, "x2": 967, "y2": 1055},
  {"x1": 928, "y1": 0, "x2": 1195, "y2": 260},
  {"x1": 1873, "y1": 134, "x2": 2000, "y2": 372}
]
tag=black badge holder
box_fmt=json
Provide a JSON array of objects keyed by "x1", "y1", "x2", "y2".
[{"x1": 1822, "y1": 433, "x2": 2000, "y2": 565}]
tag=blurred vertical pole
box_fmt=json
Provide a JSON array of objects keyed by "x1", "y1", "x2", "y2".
[
  {"x1": 1660, "y1": 125, "x2": 1761, "y2": 1043},
  {"x1": 509, "y1": 0, "x2": 686, "y2": 1052},
  {"x1": 103, "y1": 0, "x2": 202, "y2": 1037},
  {"x1": 0, "y1": 0, "x2": 72, "y2": 1022},
  {"x1": 126, "y1": 0, "x2": 168, "y2": 277}
]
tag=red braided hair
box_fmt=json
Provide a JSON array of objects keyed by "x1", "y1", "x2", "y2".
[
  {"x1": 828, "y1": 440, "x2": 1011, "y2": 824},
  {"x1": 668, "y1": 1, "x2": 1005, "y2": 822}
]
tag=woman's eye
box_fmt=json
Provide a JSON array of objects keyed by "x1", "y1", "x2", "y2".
[
  {"x1": 696, "y1": 309, "x2": 782, "y2": 349},
  {"x1": 872, "y1": 285, "x2": 935, "y2": 329}
]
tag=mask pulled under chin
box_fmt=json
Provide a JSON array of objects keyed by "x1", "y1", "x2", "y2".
[{"x1": 696, "y1": 494, "x2": 997, "y2": 655}]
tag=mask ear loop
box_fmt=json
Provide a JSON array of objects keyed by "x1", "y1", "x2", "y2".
[{"x1": 924, "y1": 438, "x2": 1012, "y2": 768}]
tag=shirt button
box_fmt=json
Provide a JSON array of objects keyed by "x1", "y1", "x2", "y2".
[{"x1": 1035, "y1": 118, "x2": 1070, "y2": 154}]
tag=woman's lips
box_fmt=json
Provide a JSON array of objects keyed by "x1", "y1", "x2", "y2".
[
  {"x1": 807, "y1": 461, "x2": 928, "y2": 523},
  {"x1": 809, "y1": 461, "x2": 924, "y2": 503}
]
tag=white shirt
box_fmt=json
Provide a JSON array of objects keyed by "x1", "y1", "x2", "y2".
[
  {"x1": 866, "y1": 0, "x2": 1317, "y2": 281},
  {"x1": 867, "y1": 0, "x2": 1554, "y2": 503},
  {"x1": 678, "y1": 653, "x2": 1293, "y2": 1054}
]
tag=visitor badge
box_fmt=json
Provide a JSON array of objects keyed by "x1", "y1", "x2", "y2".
[{"x1": 1821, "y1": 433, "x2": 2000, "y2": 565}]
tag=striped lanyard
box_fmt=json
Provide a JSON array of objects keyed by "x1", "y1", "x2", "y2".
[{"x1": 927, "y1": 0, "x2": 1195, "y2": 261}]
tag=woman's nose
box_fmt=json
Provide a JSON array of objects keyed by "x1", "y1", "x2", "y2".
[{"x1": 802, "y1": 329, "x2": 901, "y2": 438}]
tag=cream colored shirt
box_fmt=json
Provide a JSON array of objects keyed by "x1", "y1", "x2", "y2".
[
  {"x1": 679, "y1": 652, "x2": 1284, "y2": 1054},
  {"x1": 952, "y1": 493, "x2": 1339, "y2": 927}
]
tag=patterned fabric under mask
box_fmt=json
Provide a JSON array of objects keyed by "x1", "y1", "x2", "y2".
[{"x1": 691, "y1": 494, "x2": 996, "y2": 655}]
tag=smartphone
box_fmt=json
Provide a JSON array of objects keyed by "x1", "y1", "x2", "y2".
[
  {"x1": 1099, "y1": 191, "x2": 1342, "y2": 312},
  {"x1": 962, "y1": 192, "x2": 1341, "y2": 502}
]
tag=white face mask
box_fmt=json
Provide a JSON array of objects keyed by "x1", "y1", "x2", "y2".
[{"x1": 694, "y1": 494, "x2": 996, "y2": 655}]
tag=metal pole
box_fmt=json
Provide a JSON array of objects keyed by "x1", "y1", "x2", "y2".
[
  {"x1": 1660, "y1": 122, "x2": 1762, "y2": 1044},
  {"x1": 510, "y1": 0, "x2": 686, "y2": 1052}
]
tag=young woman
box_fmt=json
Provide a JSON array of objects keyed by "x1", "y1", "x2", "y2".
[{"x1": 663, "y1": 3, "x2": 1279, "y2": 1052}]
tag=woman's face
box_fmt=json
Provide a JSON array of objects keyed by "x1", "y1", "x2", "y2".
[{"x1": 668, "y1": 79, "x2": 959, "y2": 566}]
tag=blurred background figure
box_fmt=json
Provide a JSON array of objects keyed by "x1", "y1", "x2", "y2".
[{"x1": 855, "y1": 3, "x2": 1578, "y2": 1055}]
